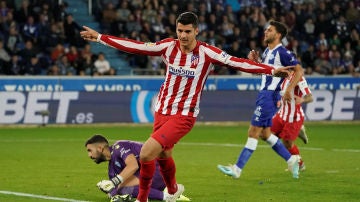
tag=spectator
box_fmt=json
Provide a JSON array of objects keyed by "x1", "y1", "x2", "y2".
[
  {"x1": 80, "y1": 43, "x2": 93, "y2": 60},
  {"x1": 5, "y1": 25, "x2": 23, "y2": 54},
  {"x1": 55, "y1": 54, "x2": 76, "y2": 75},
  {"x1": 63, "y1": 13, "x2": 83, "y2": 47},
  {"x1": 22, "y1": 15, "x2": 39, "y2": 43},
  {"x1": 0, "y1": 39, "x2": 10, "y2": 73},
  {"x1": 125, "y1": 13, "x2": 142, "y2": 35},
  {"x1": 142, "y1": 3, "x2": 157, "y2": 24},
  {"x1": 314, "y1": 51, "x2": 332, "y2": 75},
  {"x1": 38, "y1": 13, "x2": 51, "y2": 50},
  {"x1": 329, "y1": 50, "x2": 345, "y2": 75},
  {"x1": 345, "y1": 1, "x2": 359, "y2": 24},
  {"x1": 226, "y1": 41, "x2": 246, "y2": 75},
  {"x1": 47, "y1": 22, "x2": 65, "y2": 48},
  {"x1": 94, "y1": 52, "x2": 114, "y2": 75},
  {"x1": 8, "y1": 54, "x2": 24, "y2": 75},
  {"x1": 115, "y1": 1, "x2": 131, "y2": 34},
  {"x1": 302, "y1": 44, "x2": 316, "y2": 70},
  {"x1": 77, "y1": 54, "x2": 94, "y2": 75},
  {"x1": 100, "y1": 2, "x2": 117, "y2": 34},
  {"x1": 23, "y1": 56, "x2": 42, "y2": 75},
  {"x1": 303, "y1": 18, "x2": 315, "y2": 43},
  {"x1": 333, "y1": 15, "x2": 350, "y2": 43},
  {"x1": 14, "y1": 0, "x2": 33, "y2": 24},
  {"x1": 50, "y1": 43, "x2": 65, "y2": 62},
  {"x1": 66, "y1": 45, "x2": 79, "y2": 67},
  {"x1": 315, "y1": 32, "x2": 329, "y2": 50},
  {"x1": 18, "y1": 39, "x2": 38, "y2": 65}
]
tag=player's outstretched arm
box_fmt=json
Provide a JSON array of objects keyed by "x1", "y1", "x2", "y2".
[
  {"x1": 80, "y1": 26, "x2": 100, "y2": 42},
  {"x1": 272, "y1": 66, "x2": 293, "y2": 77}
]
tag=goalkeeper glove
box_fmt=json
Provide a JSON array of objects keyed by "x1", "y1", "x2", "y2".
[{"x1": 97, "y1": 175, "x2": 123, "y2": 193}]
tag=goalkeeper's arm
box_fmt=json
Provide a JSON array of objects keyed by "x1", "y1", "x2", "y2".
[
  {"x1": 116, "y1": 154, "x2": 140, "y2": 186},
  {"x1": 97, "y1": 154, "x2": 139, "y2": 193}
]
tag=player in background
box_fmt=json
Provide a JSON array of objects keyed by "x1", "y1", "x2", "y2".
[
  {"x1": 80, "y1": 12, "x2": 292, "y2": 202},
  {"x1": 85, "y1": 134, "x2": 190, "y2": 202},
  {"x1": 271, "y1": 73, "x2": 313, "y2": 171},
  {"x1": 218, "y1": 20, "x2": 303, "y2": 179}
]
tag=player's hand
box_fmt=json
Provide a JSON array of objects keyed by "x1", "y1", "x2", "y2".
[
  {"x1": 248, "y1": 50, "x2": 260, "y2": 62},
  {"x1": 96, "y1": 175, "x2": 123, "y2": 193},
  {"x1": 80, "y1": 26, "x2": 100, "y2": 42},
  {"x1": 97, "y1": 180, "x2": 115, "y2": 193}
]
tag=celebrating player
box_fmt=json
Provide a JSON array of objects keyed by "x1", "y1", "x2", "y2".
[
  {"x1": 218, "y1": 20, "x2": 303, "y2": 179},
  {"x1": 85, "y1": 134, "x2": 190, "y2": 202},
  {"x1": 81, "y1": 12, "x2": 291, "y2": 202}
]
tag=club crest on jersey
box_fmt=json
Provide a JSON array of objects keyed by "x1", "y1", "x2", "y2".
[
  {"x1": 191, "y1": 54, "x2": 199, "y2": 66},
  {"x1": 169, "y1": 65, "x2": 195, "y2": 78}
]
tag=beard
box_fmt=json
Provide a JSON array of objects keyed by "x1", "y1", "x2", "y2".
[
  {"x1": 264, "y1": 36, "x2": 275, "y2": 44},
  {"x1": 93, "y1": 153, "x2": 107, "y2": 164}
]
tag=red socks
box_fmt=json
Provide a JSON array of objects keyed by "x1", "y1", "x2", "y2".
[
  {"x1": 137, "y1": 159, "x2": 156, "y2": 202},
  {"x1": 289, "y1": 144, "x2": 300, "y2": 155},
  {"x1": 158, "y1": 157, "x2": 177, "y2": 194}
]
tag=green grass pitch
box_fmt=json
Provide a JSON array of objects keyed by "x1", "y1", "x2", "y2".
[{"x1": 0, "y1": 122, "x2": 359, "y2": 202}]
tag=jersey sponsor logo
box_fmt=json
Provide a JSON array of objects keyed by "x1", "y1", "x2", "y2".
[
  {"x1": 119, "y1": 147, "x2": 131, "y2": 157},
  {"x1": 168, "y1": 65, "x2": 195, "y2": 78}
]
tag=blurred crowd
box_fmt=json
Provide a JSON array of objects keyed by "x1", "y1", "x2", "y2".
[{"x1": 0, "y1": 0, "x2": 359, "y2": 76}]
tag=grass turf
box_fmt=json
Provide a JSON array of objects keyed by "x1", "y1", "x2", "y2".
[{"x1": 0, "y1": 122, "x2": 359, "y2": 202}]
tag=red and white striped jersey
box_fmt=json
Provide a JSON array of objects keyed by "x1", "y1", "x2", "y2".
[
  {"x1": 99, "y1": 35, "x2": 275, "y2": 117},
  {"x1": 277, "y1": 75, "x2": 312, "y2": 122}
]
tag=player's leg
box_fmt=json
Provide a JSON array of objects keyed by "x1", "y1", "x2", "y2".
[
  {"x1": 282, "y1": 120, "x2": 306, "y2": 171},
  {"x1": 137, "y1": 137, "x2": 163, "y2": 202},
  {"x1": 217, "y1": 125, "x2": 262, "y2": 178},
  {"x1": 152, "y1": 113, "x2": 195, "y2": 201},
  {"x1": 298, "y1": 125, "x2": 309, "y2": 144},
  {"x1": 265, "y1": 115, "x2": 292, "y2": 161}
]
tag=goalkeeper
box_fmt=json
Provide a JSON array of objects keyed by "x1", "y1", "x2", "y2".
[{"x1": 85, "y1": 134, "x2": 190, "y2": 201}]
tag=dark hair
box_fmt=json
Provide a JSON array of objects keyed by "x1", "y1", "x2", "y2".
[
  {"x1": 176, "y1": 12, "x2": 198, "y2": 28},
  {"x1": 269, "y1": 20, "x2": 288, "y2": 39},
  {"x1": 85, "y1": 134, "x2": 109, "y2": 146}
]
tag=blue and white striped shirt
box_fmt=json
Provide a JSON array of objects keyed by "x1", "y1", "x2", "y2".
[{"x1": 260, "y1": 44, "x2": 299, "y2": 91}]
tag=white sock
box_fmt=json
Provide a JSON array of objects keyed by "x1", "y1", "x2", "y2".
[
  {"x1": 232, "y1": 164, "x2": 242, "y2": 173},
  {"x1": 266, "y1": 134, "x2": 278, "y2": 147}
]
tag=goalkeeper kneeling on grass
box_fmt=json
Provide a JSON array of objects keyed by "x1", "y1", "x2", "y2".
[{"x1": 85, "y1": 135, "x2": 190, "y2": 202}]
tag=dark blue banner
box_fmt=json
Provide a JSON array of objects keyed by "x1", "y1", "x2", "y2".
[
  {"x1": 0, "y1": 76, "x2": 359, "y2": 91},
  {"x1": 0, "y1": 90, "x2": 359, "y2": 124}
]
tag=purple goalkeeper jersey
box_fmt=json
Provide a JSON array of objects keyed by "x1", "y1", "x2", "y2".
[
  {"x1": 108, "y1": 140, "x2": 142, "y2": 179},
  {"x1": 108, "y1": 140, "x2": 166, "y2": 196}
]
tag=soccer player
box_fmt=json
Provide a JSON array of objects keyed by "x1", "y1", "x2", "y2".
[
  {"x1": 85, "y1": 134, "x2": 190, "y2": 201},
  {"x1": 80, "y1": 12, "x2": 291, "y2": 202},
  {"x1": 271, "y1": 73, "x2": 313, "y2": 171},
  {"x1": 217, "y1": 20, "x2": 303, "y2": 179}
]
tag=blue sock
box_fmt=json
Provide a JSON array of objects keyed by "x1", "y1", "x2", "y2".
[
  {"x1": 267, "y1": 135, "x2": 291, "y2": 161},
  {"x1": 235, "y1": 147, "x2": 254, "y2": 169}
]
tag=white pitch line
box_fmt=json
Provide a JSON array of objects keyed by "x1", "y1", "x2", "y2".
[
  {"x1": 178, "y1": 142, "x2": 360, "y2": 153},
  {"x1": 0, "y1": 190, "x2": 91, "y2": 202}
]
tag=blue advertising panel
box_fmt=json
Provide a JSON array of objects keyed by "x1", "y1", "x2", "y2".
[
  {"x1": 0, "y1": 90, "x2": 359, "y2": 124},
  {"x1": 0, "y1": 76, "x2": 359, "y2": 91}
]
